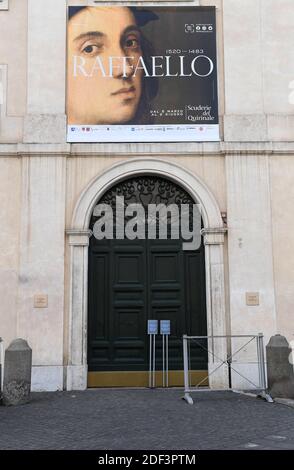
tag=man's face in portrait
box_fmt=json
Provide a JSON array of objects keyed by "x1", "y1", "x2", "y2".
[{"x1": 67, "y1": 7, "x2": 143, "y2": 124}]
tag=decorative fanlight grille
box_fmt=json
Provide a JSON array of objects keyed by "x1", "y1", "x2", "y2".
[{"x1": 89, "y1": 175, "x2": 197, "y2": 237}]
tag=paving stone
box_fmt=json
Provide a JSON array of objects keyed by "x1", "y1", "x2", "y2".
[{"x1": 0, "y1": 390, "x2": 294, "y2": 449}]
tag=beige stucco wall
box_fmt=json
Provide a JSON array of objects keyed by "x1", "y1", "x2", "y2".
[
  {"x1": 17, "y1": 156, "x2": 66, "y2": 365},
  {"x1": 0, "y1": 157, "x2": 21, "y2": 350},
  {"x1": 223, "y1": 0, "x2": 294, "y2": 141},
  {"x1": 0, "y1": 0, "x2": 27, "y2": 142},
  {"x1": 270, "y1": 156, "x2": 294, "y2": 342},
  {"x1": 0, "y1": 0, "x2": 27, "y2": 117},
  {"x1": 226, "y1": 154, "x2": 277, "y2": 343}
]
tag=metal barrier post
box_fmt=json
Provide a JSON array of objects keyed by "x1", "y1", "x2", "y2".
[
  {"x1": 182, "y1": 334, "x2": 193, "y2": 404},
  {"x1": 160, "y1": 320, "x2": 170, "y2": 388},
  {"x1": 256, "y1": 334, "x2": 263, "y2": 390},
  {"x1": 257, "y1": 333, "x2": 274, "y2": 403},
  {"x1": 259, "y1": 334, "x2": 267, "y2": 390},
  {"x1": 181, "y1": 333, "x2": 273, "y2": 404},
  {"x1": 0, "y1": 337, "x2": 3, "y2": 393}
]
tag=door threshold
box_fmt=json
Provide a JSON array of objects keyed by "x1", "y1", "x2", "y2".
[{"x1": 88, "y1": 370, "x2": 208, "y2": 388}]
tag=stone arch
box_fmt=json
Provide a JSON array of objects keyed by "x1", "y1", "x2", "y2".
[
  {"x1": 66, "y1": 158, "x2": 227, "y2": 390},
  {"x1": 72, "y1": 158, "x2": 223, "y2": 230}
]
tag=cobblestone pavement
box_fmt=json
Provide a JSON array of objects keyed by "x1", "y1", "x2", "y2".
[{"x1": 0, "y1": 389, "x2": 294, "y2": 450}]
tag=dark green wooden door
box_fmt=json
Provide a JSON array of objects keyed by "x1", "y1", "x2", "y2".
[{"x1": 87, "y1": 176, "x2": 207, "y2": 382}]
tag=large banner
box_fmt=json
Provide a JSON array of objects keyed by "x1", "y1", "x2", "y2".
[{"x1": 67, "y1": 6, "x2": 219, "y2": 143}]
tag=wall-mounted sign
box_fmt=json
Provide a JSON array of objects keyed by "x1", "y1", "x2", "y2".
[
  {"x1": 0, "y1": 1, "x2": 9, "y2": 12},
  {"x1": 34, "y1": 294, "x2": 48, "y2": 308},
  {"x1": 67, "y1": 6, "x2": 219, "y2": 143},
  {"x1": 148, "y1": 320, "x2": 158, "y2": 335},
  {"x1": 160, "y1": 320, "x2": 171, "y2": 335},
  {"x1": 246, "y1": 292, "x2": 260, "y2": 306}
]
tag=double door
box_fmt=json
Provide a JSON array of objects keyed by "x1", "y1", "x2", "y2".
[{"x1": 88, "y1": 234, "x2": 207, "y2": 387}]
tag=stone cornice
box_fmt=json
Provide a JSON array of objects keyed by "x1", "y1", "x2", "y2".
[{"x1": 0, "y1": 141, "x2": 294, "y2": 157}]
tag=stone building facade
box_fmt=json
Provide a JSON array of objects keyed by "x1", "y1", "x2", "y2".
[{"x1": 0, "y1": 0, "x2": 293, "y2": 391}]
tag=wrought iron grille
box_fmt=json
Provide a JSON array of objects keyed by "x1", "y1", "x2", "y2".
[{"x1": 89, "y1": 175, "x2": 197, "y2": 238}]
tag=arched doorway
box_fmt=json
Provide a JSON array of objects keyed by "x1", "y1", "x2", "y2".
[
  {"x1": 87, "y1": 175, "x2": 207, "y2": 387},
  {"x1": 66, "y1": 158, "x2": 227, "y2": 391}
]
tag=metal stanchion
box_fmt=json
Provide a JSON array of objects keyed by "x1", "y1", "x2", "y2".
[
  {"x1": 160, "y1": 320, "x2": 170, "y2": 388},
  {"x1": 162, "y1": 334, "x2": 165, "y2": 387},
  {"x1": 152, "y1": 333, "x2": 156, "y2": 388},
  {"x1": 149, "y1": 334, "x2": 152, "y2": 388},
  {"x1": 166, "y1": 335, "x2": 169, "y2": 387},
  {"x1": 148, "y1": 320, "x2": 172, "y2": 389},
  {"x1": 148, "y1": 320, "x2": 158, "y2": 389}
]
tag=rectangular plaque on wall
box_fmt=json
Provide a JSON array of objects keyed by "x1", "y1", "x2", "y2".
[
  {"x1": 34, "y1": 295, "x2": 48, "y2": 308},
  {"x1": 246, "y1": 292, "x2": 260, "y2": 306}
]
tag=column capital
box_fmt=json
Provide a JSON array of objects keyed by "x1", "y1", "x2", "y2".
[
  {"x1": 66, "y1": 229, "x2": 92, "y2": 246},
  {"x1": 201, "y1": 227, "x2": 227, "y2": 245}
]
